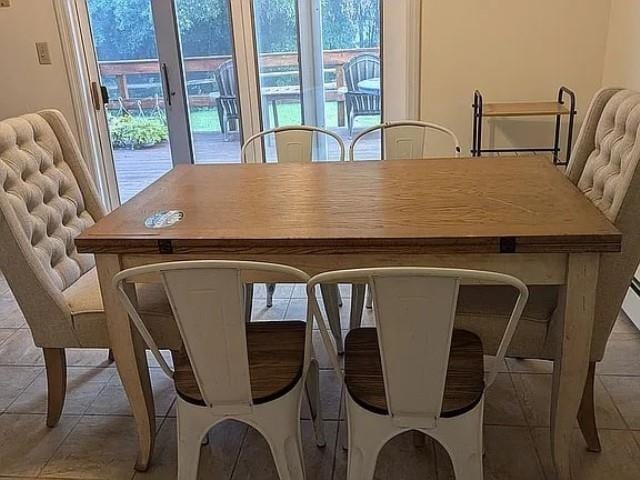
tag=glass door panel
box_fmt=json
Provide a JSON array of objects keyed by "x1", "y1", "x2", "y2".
[
  {"x1": 321, "y1": 0, "x2": 382, "y2": 159},
  {"x1": 252, "y1": 0, "x2": 303, "y2": 162},
  {"x1": 85, "y1": 0, "x2": 175, "y2": 203},
  {"x1": 174, "y1": 0, "x2": 243, "y2": 164}
]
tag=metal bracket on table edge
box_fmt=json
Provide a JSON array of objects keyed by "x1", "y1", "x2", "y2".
[
  {"x1": 158, "y1": 240, "x2": 174, "y2": 254},
  {"x1": 499, "y1": 237, "x2": 517, "y2": 253}
]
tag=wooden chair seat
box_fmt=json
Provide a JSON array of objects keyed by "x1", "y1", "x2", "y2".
[
  {"x1": 172, "y1": 321, "x2": 306, "y2": 405},
  {"x1": 344, "y1": 328, "x2": 485, "y2": 417}
]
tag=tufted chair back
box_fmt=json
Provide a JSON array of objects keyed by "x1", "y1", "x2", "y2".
[
  {"x1": 566, "y1": 88, "x2": 640, "y2": 360},
  {"x1": 0, "y1": 110, "x2": 106, "y2": 346}
]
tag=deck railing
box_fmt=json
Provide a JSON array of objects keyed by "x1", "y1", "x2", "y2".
[{"x1": 98, "y1": 47, "x2": 379, "y2": 118}]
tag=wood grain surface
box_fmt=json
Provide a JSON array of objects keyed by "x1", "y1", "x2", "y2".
[
  {"x1": 76, "y1": 157, "x2": 620, "y2": 255},
  {"x1": 482, "y1": 101, "x2": 572, "y2": 117},
  {"x1": 344, "y1": 328, "x2": 484, "y2": 417}
]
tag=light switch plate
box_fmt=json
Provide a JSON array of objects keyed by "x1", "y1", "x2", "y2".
[
  {"x1": 35, "y1": 42, "x2": 52, "y2": 65},
  {"x1": 0, "y1": 0, "x2": 11, "y2": 7}
]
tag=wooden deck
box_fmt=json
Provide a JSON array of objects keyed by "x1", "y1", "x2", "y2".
[{"x1": 113, "y1": 128, "x2": 381, "y2": 201}]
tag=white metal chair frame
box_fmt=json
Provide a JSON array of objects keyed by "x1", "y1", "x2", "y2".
[
  {"x1": 308, "y1": 267, "x2": 528, "y2": 480},
  {"x1": 349, "y1": 120, "x2": 462, "y2": 161},
  {"x1": 113, "y1": 260, "x2": 326, "y2": 480},
  {"x1": 241, "y1": 125, "x2": 346, "y2": 164},
  {"x1": 349, "y1": 120, "x2": 462, "y2": 315},
  {"x1": 241, "y1": 125, "x2": 347, "y2": 345}
]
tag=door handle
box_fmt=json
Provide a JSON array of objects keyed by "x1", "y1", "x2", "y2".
[
  {"x1": 161, "y1": 63, "x2": 174, "y2": 107},
  {"x1": 90, "y1": 81, "x2": 102, "y2": 111},
  {"x1": 90, "y1": 82, "x2": 109, "y2": 111}
]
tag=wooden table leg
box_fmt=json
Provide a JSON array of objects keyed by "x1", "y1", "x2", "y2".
[
  {"x1": 550, "y1": 253, "x2": 599, "y2": 480},
  {"x1": 244, "y1": 283, "x2": 254, "y2": 323},
  {"x1": 350, "y1": 284, "x2": 366, "y2": 330},
  {"x1": 96, "y1": 254, "x2": 156, "y2": 471},
  {"x1": 321, "y1": 284, "x2": 344, "y2": 354}
]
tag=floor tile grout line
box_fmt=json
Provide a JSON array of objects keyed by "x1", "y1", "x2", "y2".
[
  {"x1": 2, "y1": 364, "x2": 45, "y2": 413},
  {"x1": 329, "y1": 418, "x2": 341, "y2": 480},
  {"x1": 35, "y1": 413, "x2": 85, "y2": 479},
  {"x1": 505, "y1": 371, "x2": 551, "y2": 480},
  {"x1": 0, "y1": 328, "x2": 20, "y2": 348},
  {"x1": 228, "y1": 424, "x2": 250, "y2": 480},
  {"x1": 598, "y1": 375, "x2": 636, "y2": 433}
]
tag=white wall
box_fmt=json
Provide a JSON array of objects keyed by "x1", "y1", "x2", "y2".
[
  {"x1": 420, "y1": 0, "x2": 612, "y2": 156},
  {"x1": 0, "y1": 0, "x2": 77, "y2": 134},
  {"x1": 602, "y1": 0, "x2": 640, "y2": 90}
]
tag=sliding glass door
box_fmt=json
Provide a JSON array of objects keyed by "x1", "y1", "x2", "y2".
[
  {"x1": 250, "y1": 0, "x2": 382, "y2": 161},
  {"x1": 79, "y1": 0, "x2": 412, "y2": 203},
  {"x1": 84, "y1": 0, "x2": 177, "y2": 202},
  {"x1": 173, "y1": 0, "x2": 243, "y2": 164}
]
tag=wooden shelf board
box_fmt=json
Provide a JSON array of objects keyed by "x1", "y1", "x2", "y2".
[{"x1": 482, "y1": 101, "x2": 571, "y2": 117}]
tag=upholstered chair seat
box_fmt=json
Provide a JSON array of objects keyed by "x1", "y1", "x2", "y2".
[
  {"x1": 457, "y1": 88, "x2": 640, "y2": 454},
  {"x1": 0, "y1": 110, "x2": 177, "y2": 427},
  {"x1": 63, "y1": 267, "x2": 179, "y2": 350},
  {"x1": 456, "y1": 285, "x2": 558, "y2": 357}
]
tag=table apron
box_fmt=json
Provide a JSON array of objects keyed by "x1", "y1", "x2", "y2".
[{"x1": 116, "y1": 252, "x2": 569, "y2": 285}]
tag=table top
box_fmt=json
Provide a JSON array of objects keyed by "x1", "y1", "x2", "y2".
[{"x1": 76, "y1": 157, "x2": 621, "y2": 255}]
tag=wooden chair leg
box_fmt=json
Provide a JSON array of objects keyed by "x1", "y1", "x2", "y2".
[
  {"x1": 108, "y1": 349, "x2": 115, "y2": 363},
  {"x1": 578, "y1": 362, "x2": 601, "y2": 452},
  {"x1": 43, "y1": 348, "x2": 67, "y2": 428}
]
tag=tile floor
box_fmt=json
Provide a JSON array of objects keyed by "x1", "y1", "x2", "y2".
[{"x1": 1, "y1": 275, "x2": 640, "y2": 479}]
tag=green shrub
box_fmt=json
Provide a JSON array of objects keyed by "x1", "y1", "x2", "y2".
[{"x1": 108, "y1": 113, "x2": 168, "y2": 149}]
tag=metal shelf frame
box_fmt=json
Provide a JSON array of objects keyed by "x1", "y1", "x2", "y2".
[{"x1": 471, "y1": 86, "x2": 577, "y2": 165}]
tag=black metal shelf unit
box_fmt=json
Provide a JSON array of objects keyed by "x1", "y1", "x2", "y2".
[{"x1": 471, "y1": 86, "x2": 577, "y2": 165}]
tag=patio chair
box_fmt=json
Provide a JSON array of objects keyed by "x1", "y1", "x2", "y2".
[
  {"x1": 343, "y1": 53, "x2": 381, "y2": 137},
  {"x1": 114, "y1": 260, "x2": 325, "y2": 480},
  {"x1": 214, "y1": 59, "x2": 240, "y2": 141},
  {"x1": 0, "y1": 110, "x2": 179, "y2": 427},
  {"x1": 241, "y1": 125, "x2": 348, "y2": 352},
  {"x1": 309, "y1": 267, "x2": 528, "y2": 480}
]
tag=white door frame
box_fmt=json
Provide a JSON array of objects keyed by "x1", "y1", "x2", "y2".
[
  {"x1": 151, "y1": 0, "x2": 194, "y2": 165},
  {"x1": 53, "y1": 0, "x2": 120, "y2": 209},
  {"x1": 382, "y1": 0, "x2": 421, "y2": 121},
  {"x1": 231, "y1": 0, "x2": 264, "y2": 163}
]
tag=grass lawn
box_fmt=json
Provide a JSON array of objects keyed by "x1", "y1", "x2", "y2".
[{"x1": 189, "y1": 102, "x2": 380, "y2": 133}]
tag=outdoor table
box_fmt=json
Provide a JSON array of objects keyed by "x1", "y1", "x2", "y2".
[{"x1": 357, "y1": 77, "x2": 380, "y2": 94}]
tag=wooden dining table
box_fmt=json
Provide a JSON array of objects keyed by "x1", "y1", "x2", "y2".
[{"x1": 76, "y1": 156, "x2": 621, "y2": 479}]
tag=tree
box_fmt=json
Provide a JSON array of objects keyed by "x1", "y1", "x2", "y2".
[{"x1": 86, "y1": 0, "x2": 380, "y2": 61}]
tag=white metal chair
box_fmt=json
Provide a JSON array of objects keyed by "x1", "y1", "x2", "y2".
[
  {"x1": 241, "y1": 126, "x2": 347, "y2": 351},
  {"x1": 309, "y1": 267, "x2": 528, "y2": 480},
  {"x1": 349, "y1": 120, "x2": 462, "y2": 317},
  {"x1": 242, "y1": 125, "x2": 346, "y2": 164},
  {"x1": 113, "y1": 261, "x2": 325, "y2": 480},
  {"x1": 349, "y1": 120, "x2": 461, "y2": 161}
]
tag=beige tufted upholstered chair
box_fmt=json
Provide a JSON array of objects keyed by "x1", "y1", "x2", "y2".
[
  {"x1": 0, "y1": 110, "x2": 178, "y2": 427},
  {"x1": 454, "y1": 88, "x2": 640, "y2": 453}
]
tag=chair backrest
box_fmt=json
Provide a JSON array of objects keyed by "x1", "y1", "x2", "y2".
[
  {"x1": 349, "y1": 121, "x2": 461, "y2": 161},
  {"x1": 344, "y1": 54, "x2": 381, "y2": 93},
  {"x1": 0, "y1": 110, "x2": 106, "y2": 345},
  {"x1": 241, "y1": 125, "x2": 346, "y2": 163},
  {"x1": 308, "y1": 268, "x2": 528, "y2": 426},
  {"x1": 113, "y1": 260, "x2": 311, "y2": 415},
  {"x1": 566, "y1": 88, "x2": 640, "y2": 359},
  {"x1": 214, "y1": 59, "x2": 237, "y2": 98}
]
